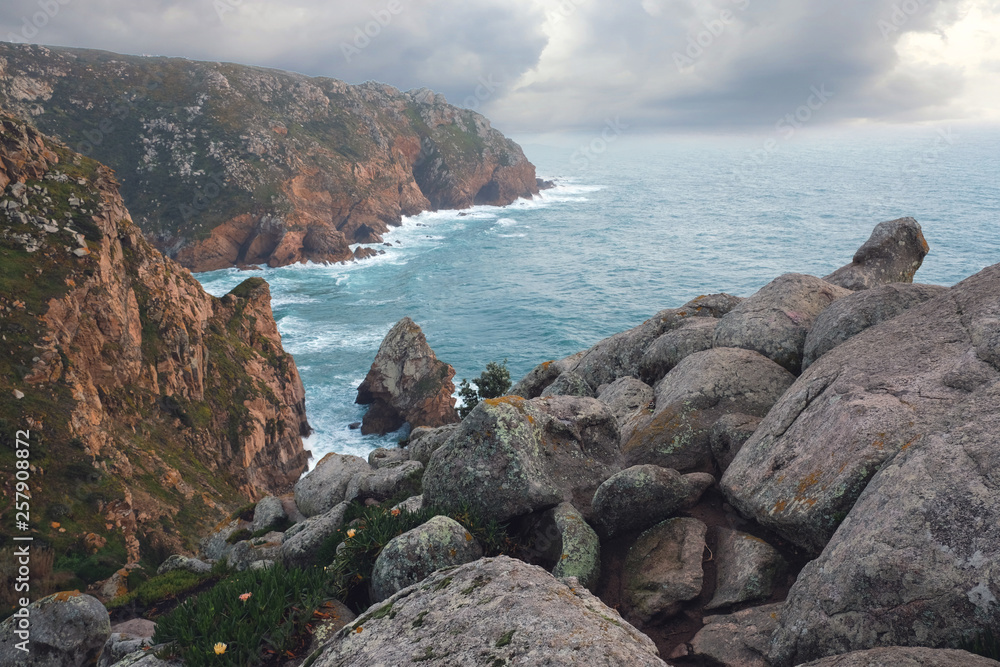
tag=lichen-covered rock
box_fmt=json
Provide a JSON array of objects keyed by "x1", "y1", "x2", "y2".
[
  {"x1": 639, "y1": 317, "x2": 718, "y2": 385},
  {"x1": 368, "y1": 446, "x2": 410, "y2": 469},
  {"x1": 293, "y1": 453, "x2": 371, "y2": 518},
  {"x1": 371, "y1": 516, "x2": 483, "y2": 602},
  {"x1": 539, "y1": 370, "x2": 594, "y2": 397},
  {"x1": 156, "y1": 554, "x2": 212, "y2": 576},
  {"x1": 721, "y1": 263, "x2": 1000, "y2": 554},
  {"x1": 803, "y1": 283, "x2": 946, "y2": 369},
  {"x1": 356, "y1": 317, "x2": 459, "y2": 435},
  {"x1": 624, "y1": 348, "x2": 795, "y2": 471},
  {"x1": 423, "y1": 395, "x2": 622, "y2": 521},
  {"x1": 392, "y1": 495, "x2": 424, "y2": 514},
  {"x1": 714, "y1": 273, "x2": 852, "y2": 374},
  {"x1": 597, "y1": 377, "x2": 654, "y2": 424},
  {"x1": 824, "y1": 217, "x2": 930, "y2": 291},
  {"x1": 313, "y1": 556, "x2": 667, "y2": 666},
  {"x1": 798, "y1": 647, "x2": 1000, "y2": 667},
  {"x1": 251, "y1": 495, "x2": 287, "y2": 533},
  {"x1": 544, "y1": 503, "x2": 602, "y2": 591},
  {"x1": 675, "y1": 603, "x2": 782, "y2": 667},
  {"x1": 345, "y1": 460, "x2": 424, "y2": 504},
  {"x1": 709, "y1": 413, "x2": 762, "y2": 472},
  {"x1": 680, "y1": 292, "x2": 744, "y2": 317},
  {"x1": 591, "y1": 465, "x2": 709, "y2": 539},
  {"x1": 279, "y1": 502, "x2": 349, "y2": 568},
  {"x1": 623, "y1": 517, "x2": 707, "y2": 622},
  {"x1": 0, "y1": 592, "x2": 110, "y2": 667},
  {"x1": 406, "y1": 424, "x2": 460, "y2": 467},
  {"x1": 705, "y1": 529, "x2": 787, "y2": 610},
  {"x1": 198, "y1": 520, "x2": 242, "y2": 561},
  {"x1": 509, "y1": 351, "x2": 584, "y2": 399},
  {"x1": 227, "y1": 536, "x2": 283, "y2": 572},
  {"x1": 98, "y1": 632, "x2": 154, "y2": 667}
]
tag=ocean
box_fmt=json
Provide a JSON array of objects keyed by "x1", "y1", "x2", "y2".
[{"x1": 195, "y1": 125, "x2": 1000, "y2": 463}]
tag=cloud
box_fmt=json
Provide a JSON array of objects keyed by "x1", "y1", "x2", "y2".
[{"x1": 0, "y1": 0, "x2": 996, "y2": 132}]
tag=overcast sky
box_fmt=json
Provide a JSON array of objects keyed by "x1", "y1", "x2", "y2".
[{"x1": 2, "y1": 0, "x2": 999, "y2": 133}]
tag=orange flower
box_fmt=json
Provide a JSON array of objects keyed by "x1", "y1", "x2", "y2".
[
  {"x1": 213, "y1": 642, "x2": 227, "y2": 655},
  {"x1": 239, "y1": 592, "x2": 252, "y2": 602},
  {"x1": 390, "y1": 509, "x2": 401, "y2": 517},
  {"x1": 347, "y1": 528, "x2": 357, "y2": 538}
]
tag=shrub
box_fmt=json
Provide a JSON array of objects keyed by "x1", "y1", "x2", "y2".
[
  {"x1": 153, "y1": 564, "x2": 329, "y2": 666},
  {"x1": 457, "y1": 359, "x2": 511, "y2": 419},
  {"x1": 108, "y1": 569, "x2": 210, "y2": 610}
]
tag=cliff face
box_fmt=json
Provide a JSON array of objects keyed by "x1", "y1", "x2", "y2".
[
  {"x1": 0, "y1": 43, "x2": 540, "y2": 271},
  {"x1": 0, "y1": 114, "x2": 309, "y2": 571}
]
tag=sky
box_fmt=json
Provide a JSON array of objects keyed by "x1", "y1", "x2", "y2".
[{"x1": 2, "y1": 0, "x2": 999, "y2": 134}]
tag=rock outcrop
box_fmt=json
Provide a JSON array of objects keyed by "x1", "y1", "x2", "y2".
[
  {"x1": 590, "y1": 465, "x2": 712, "y2": 539},
  {"x1": 799, "y1": 647, "x2": 1000, "y2": 667},
  {"x1": 356, "y1": 317, "x2": 459, "y2": 435},
  {"x1": 0, "y1": 43, "x2": 540, "y2": 271},
  {"x1": 824, "y1": 217, "x2": 930, "y2": 291},
  {"x1": 623, "y1": 517, "x2": 708, "y2": 622},
  {"x1": 0, "y1": 115, "x2": 310, "y2": 568},
  {"x1": 0, "y1": 592, "x2": 110, "y2": 666},
  {"x1": 313, "y1": 556, "x2": 668, "y2": 666}
]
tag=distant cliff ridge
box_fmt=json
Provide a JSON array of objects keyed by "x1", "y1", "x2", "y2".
[
  {"x1": 0, "y1": 113, "x2": 309, "y2": 570},
  {"x1": 0, "y1": 42, "x2": 540, "y2": 271}
]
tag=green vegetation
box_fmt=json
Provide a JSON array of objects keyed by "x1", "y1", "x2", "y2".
[
  {"x1": 458, "y1": 360, "x2": 512, "y2": 419},
  {"x1": 109, "y1": 569, "x2": 211, "y2": 610},
  {"x1": 154, "y1": 564, "x2": 329, "y2": 667}
]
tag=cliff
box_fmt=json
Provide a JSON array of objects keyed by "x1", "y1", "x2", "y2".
[
  {"x1": 0, "y1": 114, "x2": 310, "y2": 580},
  {"x1": 0, "y1": 42, "x2": 540, "y2": 271}
]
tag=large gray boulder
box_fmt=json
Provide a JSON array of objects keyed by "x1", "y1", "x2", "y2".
[
  {"x1": 705, "y1": 528, "x2": 787, "y2": 610},
  {"x1": 313, "y1": 556, "x2": 667, "y2": 666},
  {"x1": 356, "y1": 317, "x2": 459, "y2": 434},
  {"x1": 279, "y1": 501, "x2": 349, "y2": 568},
  {"x1": 623, "y1": 348, "x2": 795, "y2": 471},
  {"x1": 367, "y1": 446, "x2": 409, "y2": 469},
  {"x1": 591, "y1": 465, "x2": 712, "y2": 539},
  {"x1": 294, "y1": 453, "x2": 370, "y2": 518},
  {"x1": 639, "y1": 317, "x2": 718, "y2": 385},
  {"x1": 709, "y1": 413, "x2": 762, "y2": 472},
  {"x1": 0, "y1": 592, "x2": 110, "y2": 666},
  {"x1": 371, "y1": 516, "x2": 483, "y2": 602},
  {"x1": 524, "y1": 502, "x2": 602, "y2": 592},
  {"x1": 798, "y1": 647, "x2": 1000, "y2": 667},
  {"x1": 345, "y1": 460, "x2": 424, "y2": 504},
  {"x1": 156, "y1": 554, "x2": 212, "y2": 576},
  {"x1": 540, "y1": 370, "x2": 594, "y2": 398},
  {"x1": 803, "y1": 282, "x2": 946, "y2": 369},
  {"x1": 597, "y1": 377, "x2": 654, "y2": 423},
  {"x1": 406, "y1": 423, "x2": 459, "y2": 467},
  {"x1": 673, "y1": 603, "x2": 782, "y2": 667},
  {"x1": 623, "y1": 517, "x2": 707, "y2": 622},
  {"x1": 722, "y1": 263, "x2": 1000, "y2": 554},
  {"x1": 509, "y1": 351, "x2": 584, "y2": 399},
  {"x1": 678, "y1": 292, "x2": 743, "y2": 317},
  {"x1": 251, "y1": 495, "x2": 287, "y2": 533},
  {"x1": 422, "y1": 395, "x2": 622, "y2": 521},
  {"x1": 714, "y1": 273, "x2": 851, "y2": 374},
  {"x1": 824, "y1": 217, "x2": 930, "y2": 291}
]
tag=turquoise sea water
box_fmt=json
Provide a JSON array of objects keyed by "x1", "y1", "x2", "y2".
[{"x1": 196, "y1": 126, "x2": 1000, "y2": 463}]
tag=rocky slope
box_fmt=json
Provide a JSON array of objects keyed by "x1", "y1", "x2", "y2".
[
  {"x1": 0, "y1": 43, "x2": 540, "y2": 271},
  {"x1": 0, "y1": 114, "x2": 310, "y2": 587}
]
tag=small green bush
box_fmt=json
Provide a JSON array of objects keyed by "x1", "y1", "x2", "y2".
[
  {"x1": 153, "y1": 564, "x2": 329, "y2": 666},
  {"x1": 458, "y1": 359, "x2": 511, "y2": 419},
  {"x1": 108, "y1": 569, "x2": 209, "y2": 609},
  {"x1": 226, "y1": 528, "x2": 252, "y2": 544}
]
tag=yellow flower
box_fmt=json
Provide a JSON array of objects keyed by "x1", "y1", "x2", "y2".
[
  {"x1": 239, "y1": 592, "x2": 252, "y2": 602},
  {"x1": 213, "y1": 642, "x2": 227, "y2": 655},
  {"x1": 347, "y1": 529, "x2": 356, "y2": 538}
]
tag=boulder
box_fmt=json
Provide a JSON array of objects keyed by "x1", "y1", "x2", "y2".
[
  {"x1": 356, "y1": 317, "x2": 459, "y2": 435},
  {"x1": 526, "y1": 502, "x2": 602, "y2": 592},
  {"x1": 251, "y1": 495, "x2": 287, "y2": 533},
  {"x1": 98, "y1": 633, "x2": 153, "y2": 667},
  {"x1": 539, "y1": 370, "x2": 594, "y2": 397},
  {"x1": 596, "y1": 376, "x2": 654, "y2": 425},
  {"x1": 422, "y1": 395, "x2": 622, "y2": 521},
  {"x1": 680, "y1": 292, "x2": 744, "y2": 317},
  {"x1": 721, "y1": 264, "x2": 1000, "y2": 554},
  {"x1": 798, "y1": 647, "x2": 1000, "y2": 667},
  {"x1": 156, "y1": 554, "x2": 212, "y2": 576},
  {"x1": 824, "y1": 217, "x2": 930, "y2": 291},
  {"x1": 639, "y1": 317, "x2": 718, "y2": 385},
  {"x1": 406, "y1": 423, "x2": 459, "y2": 467},
  {"x1": 709, "y1": 413, "x2": 762, "y2": 472},
  {"x1": 391, "y1": 495, "x2": 424, "y2": 514},
  {"x1": 106, "y1": 652, "x2": 181, "y2": 667},
  {"x1": 0, "y1": 592, "x2": 110, "y2": 667},
  {"x1": 367, "y1": 446, "x2": 410, "y2": 469},
  {"x1": 371, "y1": 515, "x2": 483, "y2": 602},
  {"x1": 509, "y1": 351, "x2": 584, "y2": 399},
  {"x1": 313, "y1": 556, "x2": 667, "y2": 666},
  {"x1": 198, "y1": 519, "x2": 242, "y2": 561},
  {"x1": 803, "y1": 283, "x2": 946, "y2": 369},
  {"x1": 345, "y1": 460, "x2": 424, "y2": 504},
  {"x1": 591, "y1": 465, "x2": 712, "y2": 539},
  {"x1": 279, "y1": 502, "x2": 349, "y2": 568},
  {"x1": 623, "y1": 517, "x2": 708, "y2": 622},
  {"x1": 714, "y1": 273, "x2": 851, "y2": 374},
  {"x1": 624, "y1": 348, "x2": 795, "y2": 471},
  {"x1": 705, "y1": 528, "x2": 787, "y2": 610},
  {"x1": 673, "y1": 603, "x2": 782, "y2": 667},
  {"x1": 227, "y1": 535, "x2": 283, "y2": 572},
  {"x1": 294, "y1": 453, "x2": 370, "y2": 518}
]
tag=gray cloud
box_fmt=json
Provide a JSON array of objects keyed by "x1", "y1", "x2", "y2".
[{"x1": 0, "y1": 0, "x2": 991, "y2": 132}]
